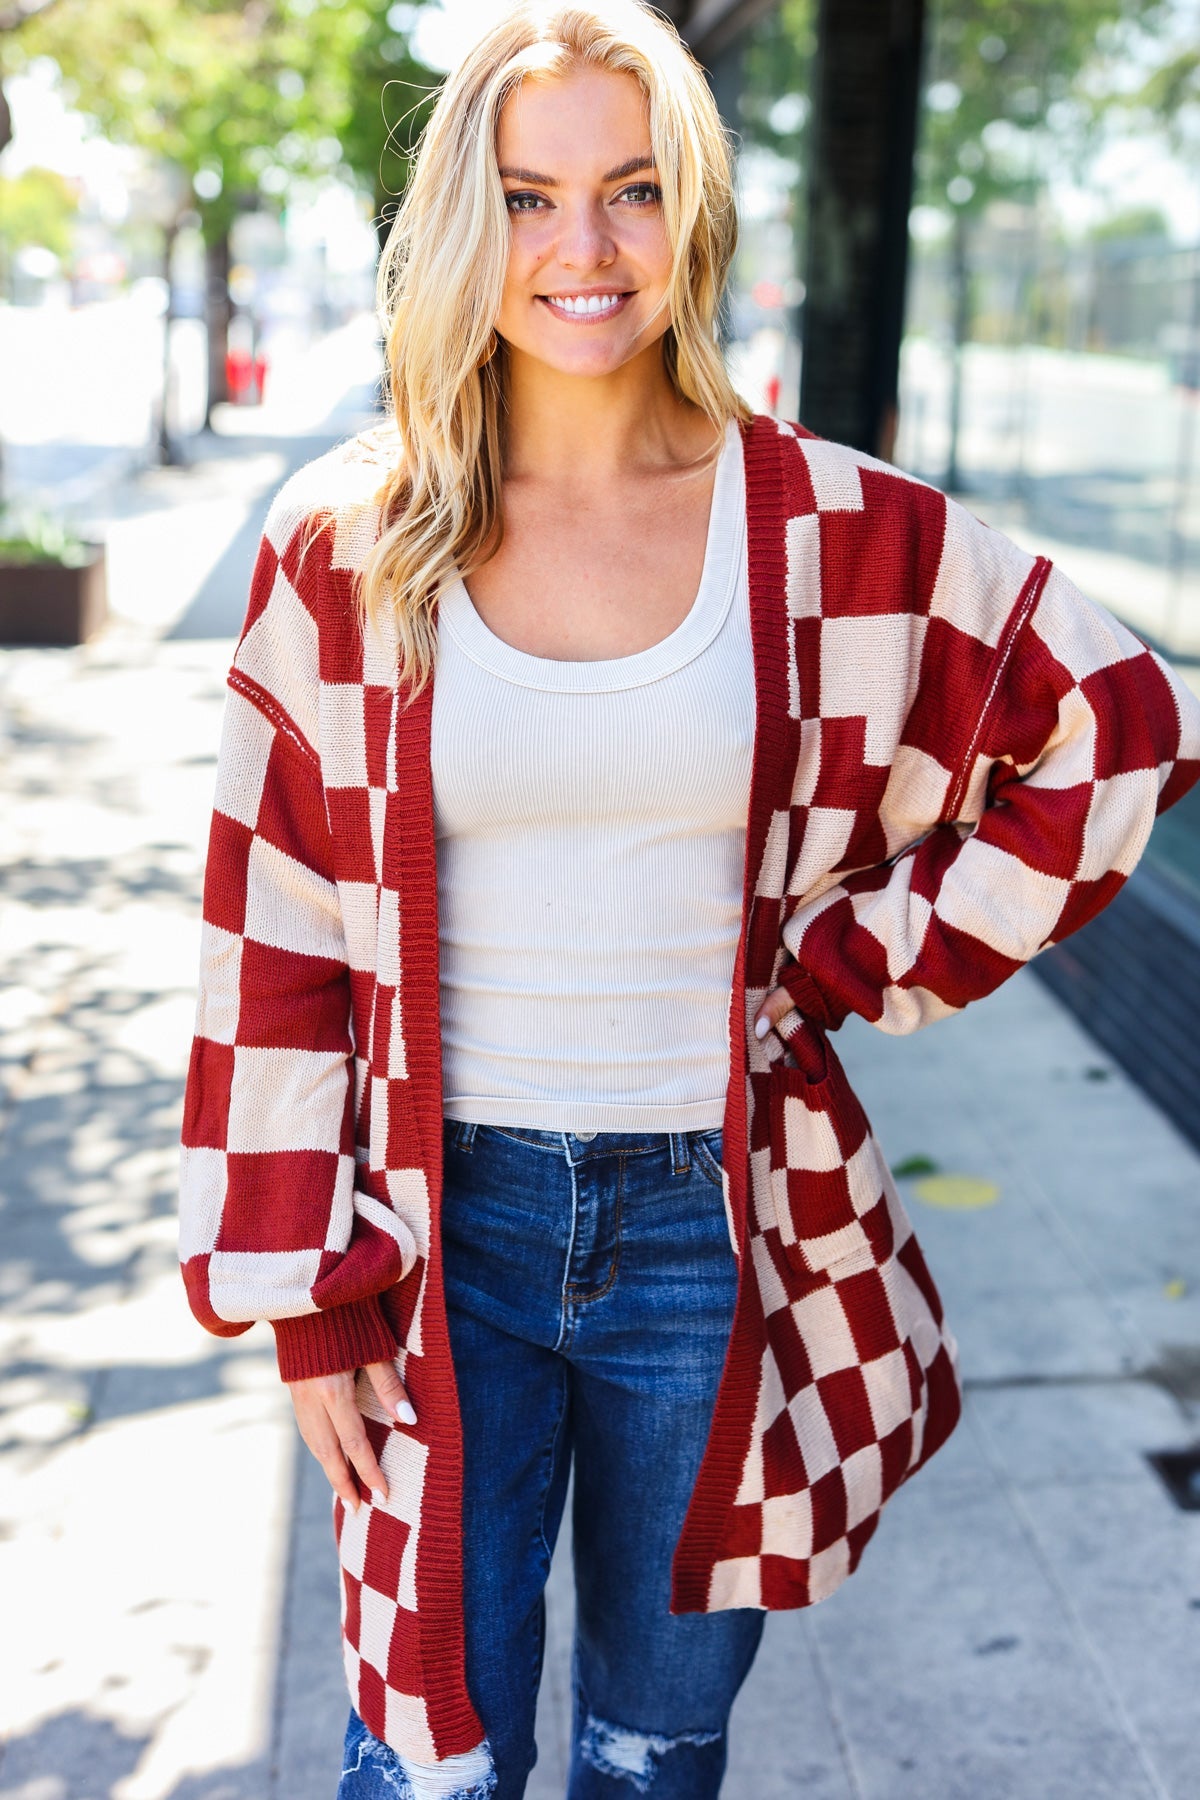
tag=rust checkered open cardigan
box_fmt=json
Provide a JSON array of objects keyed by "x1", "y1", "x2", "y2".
[{"x1": 179, "y1": 413, "x2": 1200, "y2": 1766}]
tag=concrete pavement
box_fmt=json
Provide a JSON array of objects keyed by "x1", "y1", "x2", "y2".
[{"x1": 2, "y1": 349, "x2": 1200, "y2": 1797}]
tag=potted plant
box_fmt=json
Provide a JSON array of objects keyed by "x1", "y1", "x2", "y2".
[{"x1": 0, "y1": 509, "x2": 108, "y2": 646}]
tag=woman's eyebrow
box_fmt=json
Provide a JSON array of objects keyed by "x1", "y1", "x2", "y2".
[{"x1": 497, "y1": 154, "x2": 658, "y2": 186}]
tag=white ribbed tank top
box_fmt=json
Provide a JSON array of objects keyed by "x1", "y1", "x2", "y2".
[{"x1": 430, "y1": 419, "x2": 753, "y2": 1132}]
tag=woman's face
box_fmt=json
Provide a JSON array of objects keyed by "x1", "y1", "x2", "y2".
[{"x1": 493, "y1": 64, "x2": 674, "y2": 380}]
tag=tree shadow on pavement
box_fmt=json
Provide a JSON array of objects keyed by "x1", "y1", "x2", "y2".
[
  {"x1": 0, "y1": 1708, "x2": 277, "y2": 1800},
  {"x1": 1, "y1": 966, "x2": 203, "y2": 1313},
  {"x1": 0, "y1": 1435, "x2": 350, "y2": 1800},
  {"x1": 0, "y1": 1708, "x2": 156, "y2": 1799}
]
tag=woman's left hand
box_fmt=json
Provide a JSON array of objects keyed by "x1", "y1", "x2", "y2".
[{"x1": 753, "y1": 986, "x2": 795, "y2": 1043}]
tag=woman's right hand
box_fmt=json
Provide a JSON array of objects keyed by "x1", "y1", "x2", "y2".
[{"x1": 287, "y1": 1361, "x2": 417, "y2": 1513}]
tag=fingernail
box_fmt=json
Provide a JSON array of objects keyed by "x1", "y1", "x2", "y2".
[
  {"x1": 371, "y1": 1487, "x2": 387, "y2": 1507},
  {"x1": 396, "y1": 1400, "x2": 417, "y2": 1425},
  {"x1": 754, "y1": 1016, "x2": 770, "y2": 1040}
]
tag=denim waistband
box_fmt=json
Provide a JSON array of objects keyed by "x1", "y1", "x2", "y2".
[{"x1": 443, "y1": 1118, "x2": 722, "y2": 1170}]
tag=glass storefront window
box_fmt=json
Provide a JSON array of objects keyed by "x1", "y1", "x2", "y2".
[{"x1": 712, "y1": 0, "x2": 1200, "y2": 910}]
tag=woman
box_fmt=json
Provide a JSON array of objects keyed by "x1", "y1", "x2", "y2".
[{"x1": 178, "y1": 3, "x2": 1200, "y2": 1797}]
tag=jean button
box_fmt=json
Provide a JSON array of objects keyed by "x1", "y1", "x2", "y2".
[{"x1": 575, "y1": 1130, "x2": 596, "y2": 1141}]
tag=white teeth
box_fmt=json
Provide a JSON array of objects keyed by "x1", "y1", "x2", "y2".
[{"x1": 548, "y1": 293, "x2": 620, "y2": 315}]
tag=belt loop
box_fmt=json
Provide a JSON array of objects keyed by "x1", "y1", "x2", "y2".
[
  {"x1": 669, "y1": 1131, "x2": 690, "y2": 1176},
  {"x1": 451, "y1": 1120, "x2": 478, "y2": 1153}
]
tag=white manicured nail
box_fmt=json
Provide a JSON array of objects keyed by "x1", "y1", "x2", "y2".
[
  {"x1": 371, "y1": 1487, "x2": 387, "y2": 1507},
  {"x1": 754, "y1": 1016, "x2": 770, "y2": 1039},
  {"x1": 396, "y1": 1400, "x2": 417, "y2": 1425}
]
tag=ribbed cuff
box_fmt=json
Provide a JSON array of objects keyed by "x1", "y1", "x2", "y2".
[
  {"x1": 776, "y1": 960, "x2": 845, "y2": 1030},
  {"x1": 272, "y1": 1295, "x2": 398, "y2": 1383}
]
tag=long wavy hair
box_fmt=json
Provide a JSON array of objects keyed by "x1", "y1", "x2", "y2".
[{"x1": 355, "y1": 0, "x2": 748, "y2": 695}]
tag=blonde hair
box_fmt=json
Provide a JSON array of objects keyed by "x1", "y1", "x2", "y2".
[{"x1": 357, "y1": 0, "x2": 748, "y2": 695}]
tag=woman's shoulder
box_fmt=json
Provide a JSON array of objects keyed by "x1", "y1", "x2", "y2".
[
  {"x1": 231, "y1": 423, "x2": 404, "y2": 733},
  {"x1": 261, "y1": 419, "x2": 403, "y2": 569},
  {"x1": 742, "y1": 411, "x2": 1047, "y2": 656},
  {"x1": 745, "y1": 410, "x2": 942, "y2": 512},
  {"x1": 746, "y1": 411, "x2": 1033, "y2": 567}
]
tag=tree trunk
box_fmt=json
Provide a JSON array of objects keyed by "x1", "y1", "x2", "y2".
[
  {"x1": 203, "y1": 227, "x2": 231, "y2": 429},
  {"x1": 945, "y1": 205, "x2": 971, "y2": 493},
  {"x1": 156, "y1": 216, "x2": 185, "y2": 467}
]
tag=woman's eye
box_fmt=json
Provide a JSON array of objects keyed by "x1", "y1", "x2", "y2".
[{"x1": 504, "y1": 183, "x2": 661, "y2": 214}]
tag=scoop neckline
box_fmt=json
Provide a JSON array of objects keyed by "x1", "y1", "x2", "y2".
[{"x1": 435, "y1": 419, "x2": 746, "y2": 694}]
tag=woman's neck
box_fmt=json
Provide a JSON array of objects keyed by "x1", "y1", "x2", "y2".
[{"x1": 501, "y1": 344, "x2": 720, "y2": 486}]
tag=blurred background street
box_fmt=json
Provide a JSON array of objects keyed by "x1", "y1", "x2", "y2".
[{"x1": 2, "y1": 0, "x2": 1200, "y2": 1796}]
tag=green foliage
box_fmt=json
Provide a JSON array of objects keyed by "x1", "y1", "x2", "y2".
[
  {"x1": 734, "y1": 0, "x2": 815, "y2": 245},
  {"x1": 11, "y1": 0, "x2": 440, "y2": 243},
  {"x1": 328, "y1": 1, "x2": 441, "y2": 238},
  {"x1": 0, "y1": 506, "x2": 94, "y2": 565},
  {"x1": 914, "y1": 0, "x2": 1173, "y2": 222},
  {"x1": 738, "y1": 0, "x2": 816, "y2": 159},
  {"x1": 0, "y1": 162, "x2": 77, "y2": 257},
  {"x1": 1121, "y1": 45, "x2": 1200, "y2": 162},
  {"x1": 1088, "y1": 203, "x2": 1172, "y2": 242},
  {"x1": 15, "y1": 1, "x2": 268, "y2": 235},
  {"x1": 1137, "y1": 44, "x2": 1200, "y2": 125},
  {"x1": 732, "y1": 0, "x2": 1170, "y2": 232}
]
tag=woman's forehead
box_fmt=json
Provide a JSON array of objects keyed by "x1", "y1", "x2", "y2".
[{"x1": 496, "y1": 64, "x2": 651, "y2": 169}]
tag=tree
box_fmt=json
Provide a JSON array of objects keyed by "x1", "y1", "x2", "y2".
[
  {"x1": 0, "y1": 163, "x2": 78, "y2": 287},
  {"x1": 12, "y1": 0, "x2": 438, "y2": 432},
  {"x1": 1125, "y1": 43, "x2": 1200, "y2": 155},
  {"x1": 16, "y1": 0, "x2": 320, "y2": 426},
  {"x1": 0, "y1": 0, "x2": 69, "y2": 502},
  {"x1": 0, "y1": 0, "x2": 63, "y2": 154},
  {"x1": 325, "y1": 0, "x2": 441, "y2": 249},
  {"x1": 913, "y1": 0, "x2": 1173, "y2": 486}
]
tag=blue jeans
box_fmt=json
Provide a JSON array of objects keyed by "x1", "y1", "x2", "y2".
[{"x1": 336, "y1": 1122, "x2": 765, "y2": 1799}]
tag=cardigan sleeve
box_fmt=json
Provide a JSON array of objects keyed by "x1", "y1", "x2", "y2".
[
  {"x1": 777, "y1": 558, "x2": 1200, "y2": 1036},
  {"x1": 178, "y1": 522, "x2": 416, "y2": 1383}
]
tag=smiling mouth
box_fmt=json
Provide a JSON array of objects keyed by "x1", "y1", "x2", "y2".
[{"x1": 539, "y1": 292, "x2": 630, "y2": 319}]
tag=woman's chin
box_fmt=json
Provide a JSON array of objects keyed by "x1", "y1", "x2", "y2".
[{"x1": 507, "y1": 335, "x2": 654, "y2": 382}]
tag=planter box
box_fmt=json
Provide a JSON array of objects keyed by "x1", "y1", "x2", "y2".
[{"x1": 0, "y1": 547, "x2": 108, "y2": 646}]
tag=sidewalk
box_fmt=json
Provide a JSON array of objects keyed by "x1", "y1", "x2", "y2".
[{"x1": 2, "y1": 386, "x2": 1199, "y2": 1798}]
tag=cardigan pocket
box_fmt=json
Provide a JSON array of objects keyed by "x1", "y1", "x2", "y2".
[{"x1": 766, "y1": 1028, "x2": 890, "y2": 1278}]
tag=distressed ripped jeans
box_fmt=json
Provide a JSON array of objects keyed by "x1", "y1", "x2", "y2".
[{"x1": 336, "y1": 1122, "x2": 765, "y2": 1800}]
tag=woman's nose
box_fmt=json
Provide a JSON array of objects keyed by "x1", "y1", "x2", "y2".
[{"x1": 556, "y1": 202, "x2": 616, "y2": 269}]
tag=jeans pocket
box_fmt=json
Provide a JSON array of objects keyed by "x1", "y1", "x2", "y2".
[{"x1": 690, "y1": 1128, "x2": 725, "y2": 1191}]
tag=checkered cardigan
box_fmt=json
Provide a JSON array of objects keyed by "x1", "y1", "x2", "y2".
[{"x1": 179, "y1": 413, "x2": 1200, "y2": 1767}]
